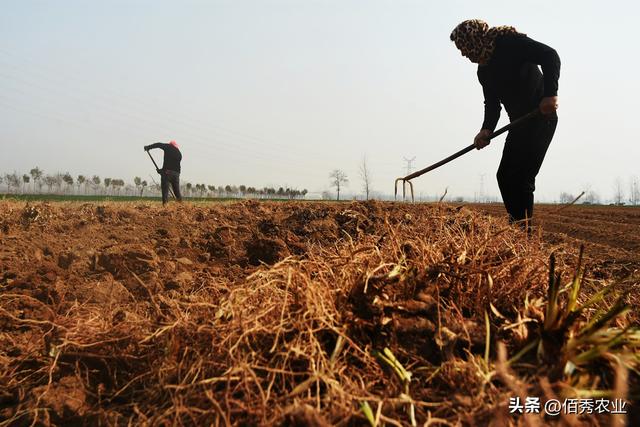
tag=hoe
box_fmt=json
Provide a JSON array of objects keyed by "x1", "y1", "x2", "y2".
[
  {"x1": 394, "y1": 109, "x2": 540, "y2": 201},
  {"x1": 146, "y1": 150, "x2": 177, "y2": 199}
]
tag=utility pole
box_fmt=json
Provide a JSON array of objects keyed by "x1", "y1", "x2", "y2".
[
  {"x1": 403, "y1": 157, "x2": 416, "y2": 176},
  {"x1": 479, "y1": 173, "x2": 486, "y2": 203}
]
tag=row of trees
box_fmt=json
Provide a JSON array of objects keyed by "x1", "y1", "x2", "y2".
[
  {"x1": 1, "y1": 167, "x2": 308, "y2": 200},
  {"x1": 1, "y1": 169, "x2": 132, "y2": 196},
  {"x1": 3, "y1": 165, "x2": 637, "y2": 204},
  {"x1": 182, "y1": 184, "x2": 308, "y2": 199}
]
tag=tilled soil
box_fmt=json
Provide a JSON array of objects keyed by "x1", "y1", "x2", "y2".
[
  {"x1": 469, "y1": 203, "x2": 640, "y2": 279},
  {"x1": 0, "y1": 200, "x2": 637, "y2": 426}
]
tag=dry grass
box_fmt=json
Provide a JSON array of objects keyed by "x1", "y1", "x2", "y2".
[{"x1": 0, "y1": 200, "x2": 637, "y2": 426}]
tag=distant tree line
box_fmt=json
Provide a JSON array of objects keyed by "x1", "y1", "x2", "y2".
[
  {"x1": 559, "y1": 176, "x2": 640, "y2": 206},
  {"x1": 0, "y1": 167, "x2": 308, "y2": 200},
  {"x1": 3, "y1": 166, "x2": 638, "y2": 205}
]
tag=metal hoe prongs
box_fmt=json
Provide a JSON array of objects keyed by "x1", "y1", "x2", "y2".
[
  {"x1": 394, "y1": 109, "x2": 541, "y2": 202},
  {"x1": 395, "y1": 177, "x2": 415, "y2": 202}
]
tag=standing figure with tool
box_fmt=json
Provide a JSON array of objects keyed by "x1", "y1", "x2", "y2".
[
  {"x1": 144, "y1": 140, "x2": 183, "y2": 205},
  {"x1": 450, "y1": 19, "x2": 560, "y2": 230}
]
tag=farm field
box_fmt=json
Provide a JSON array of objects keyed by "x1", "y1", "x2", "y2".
[
  {"x1": 0, "y1": 200, "x2": 638, "y2": 425},
  {"x1": 469, "y1": 203, "x2": 640, "y2": 280}
]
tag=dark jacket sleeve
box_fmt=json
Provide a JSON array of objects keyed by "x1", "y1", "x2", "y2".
[
  {"x1": 146, "y1": 143, "x2": 167, "y2": 151},
  {"x1": 477, "y1": 66, "x2": 501, "y2": 131},
  {"x1": 508, "y1": 35, "x2": 561, "y2": 97}
]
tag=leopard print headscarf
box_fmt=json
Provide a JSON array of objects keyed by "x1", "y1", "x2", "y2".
[{"x1": 450, "y1": 19, "x2": 522, "y2": 64}]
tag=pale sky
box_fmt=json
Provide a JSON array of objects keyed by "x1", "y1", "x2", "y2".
[{"x1": 1, "y1": 0, "x2": 638, "y2": 201}]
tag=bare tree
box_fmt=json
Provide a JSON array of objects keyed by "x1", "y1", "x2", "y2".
[
  {"x1": 329, "y1": 169, "x2": 349, "y2": 201},
  {"x1": 584, "y1": 189, "x2": 600, "y2": 205},
  {"x1": 629, "y1": 176, "x2": 640, "y2": 206},
  {"x1": 582, "y1": 183, "x2": 599, "y2": 205},
  {"x1": 559, "y1": 192, "x2": 575, "y2": 204},
  {"x1": 359, "y1": 155, "x2": 372, "y2": 200},
  {"x1": 613, "y1": 177, "x2": 625, "y2": 205}
]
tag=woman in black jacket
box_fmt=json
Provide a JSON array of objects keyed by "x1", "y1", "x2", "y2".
[
  {"x1": 144, "y1": 140, "x2": 183, "y2": 205},
  {"x1": 450, "y1": 19, "x2": 560, "y2": 230}
]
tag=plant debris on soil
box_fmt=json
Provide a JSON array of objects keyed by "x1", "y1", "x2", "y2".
[{"x1": 0, "y1": 200, "x2": 638, "y2": 426}]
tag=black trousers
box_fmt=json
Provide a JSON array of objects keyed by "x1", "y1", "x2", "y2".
[
  {"x1": 160, "y1": 171, "x2": 182, "y2": 204},
  {"x1": 497, "y1": 114, "x2": 557, "y2": 226}
]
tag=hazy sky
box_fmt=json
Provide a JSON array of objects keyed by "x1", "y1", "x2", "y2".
[{"x1": 1, "y1": 0, "x2": 638, "y2": 201}]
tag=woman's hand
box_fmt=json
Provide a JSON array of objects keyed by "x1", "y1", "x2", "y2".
[
  {"x1": 539, "y1": 96, "x2": 559, "y2": 115},
  {"x1": 474, "y1": 129, "x2": 492, "y2": 149}
]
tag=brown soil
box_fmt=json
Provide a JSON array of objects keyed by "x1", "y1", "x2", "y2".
[
  {"x1": 0, "y1": 200, "x2": 637, "y2": 426},
  {"x1": 469, "y1": 203, "x2": 640, "y2": 279}
]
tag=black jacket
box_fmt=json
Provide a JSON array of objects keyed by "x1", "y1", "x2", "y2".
[
  {"x1": 478, "y1": 34, "x2": 560, "y2": 130},
  {"x1": 147, "y1": 143, "x2": 182, "y2": 173}
]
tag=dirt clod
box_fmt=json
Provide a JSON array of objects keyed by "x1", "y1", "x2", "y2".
[{"x1": 246, "y1": 237, "x2": 288, "y2": 265}]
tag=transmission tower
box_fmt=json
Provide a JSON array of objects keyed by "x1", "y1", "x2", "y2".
[{"x1": 403, "y1": 157, "x2": 416, "y2": 176}]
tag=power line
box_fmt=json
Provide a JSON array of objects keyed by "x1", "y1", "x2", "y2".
[{"x1": 0, "y1": 48, "x2": 330, "y2": 161}]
